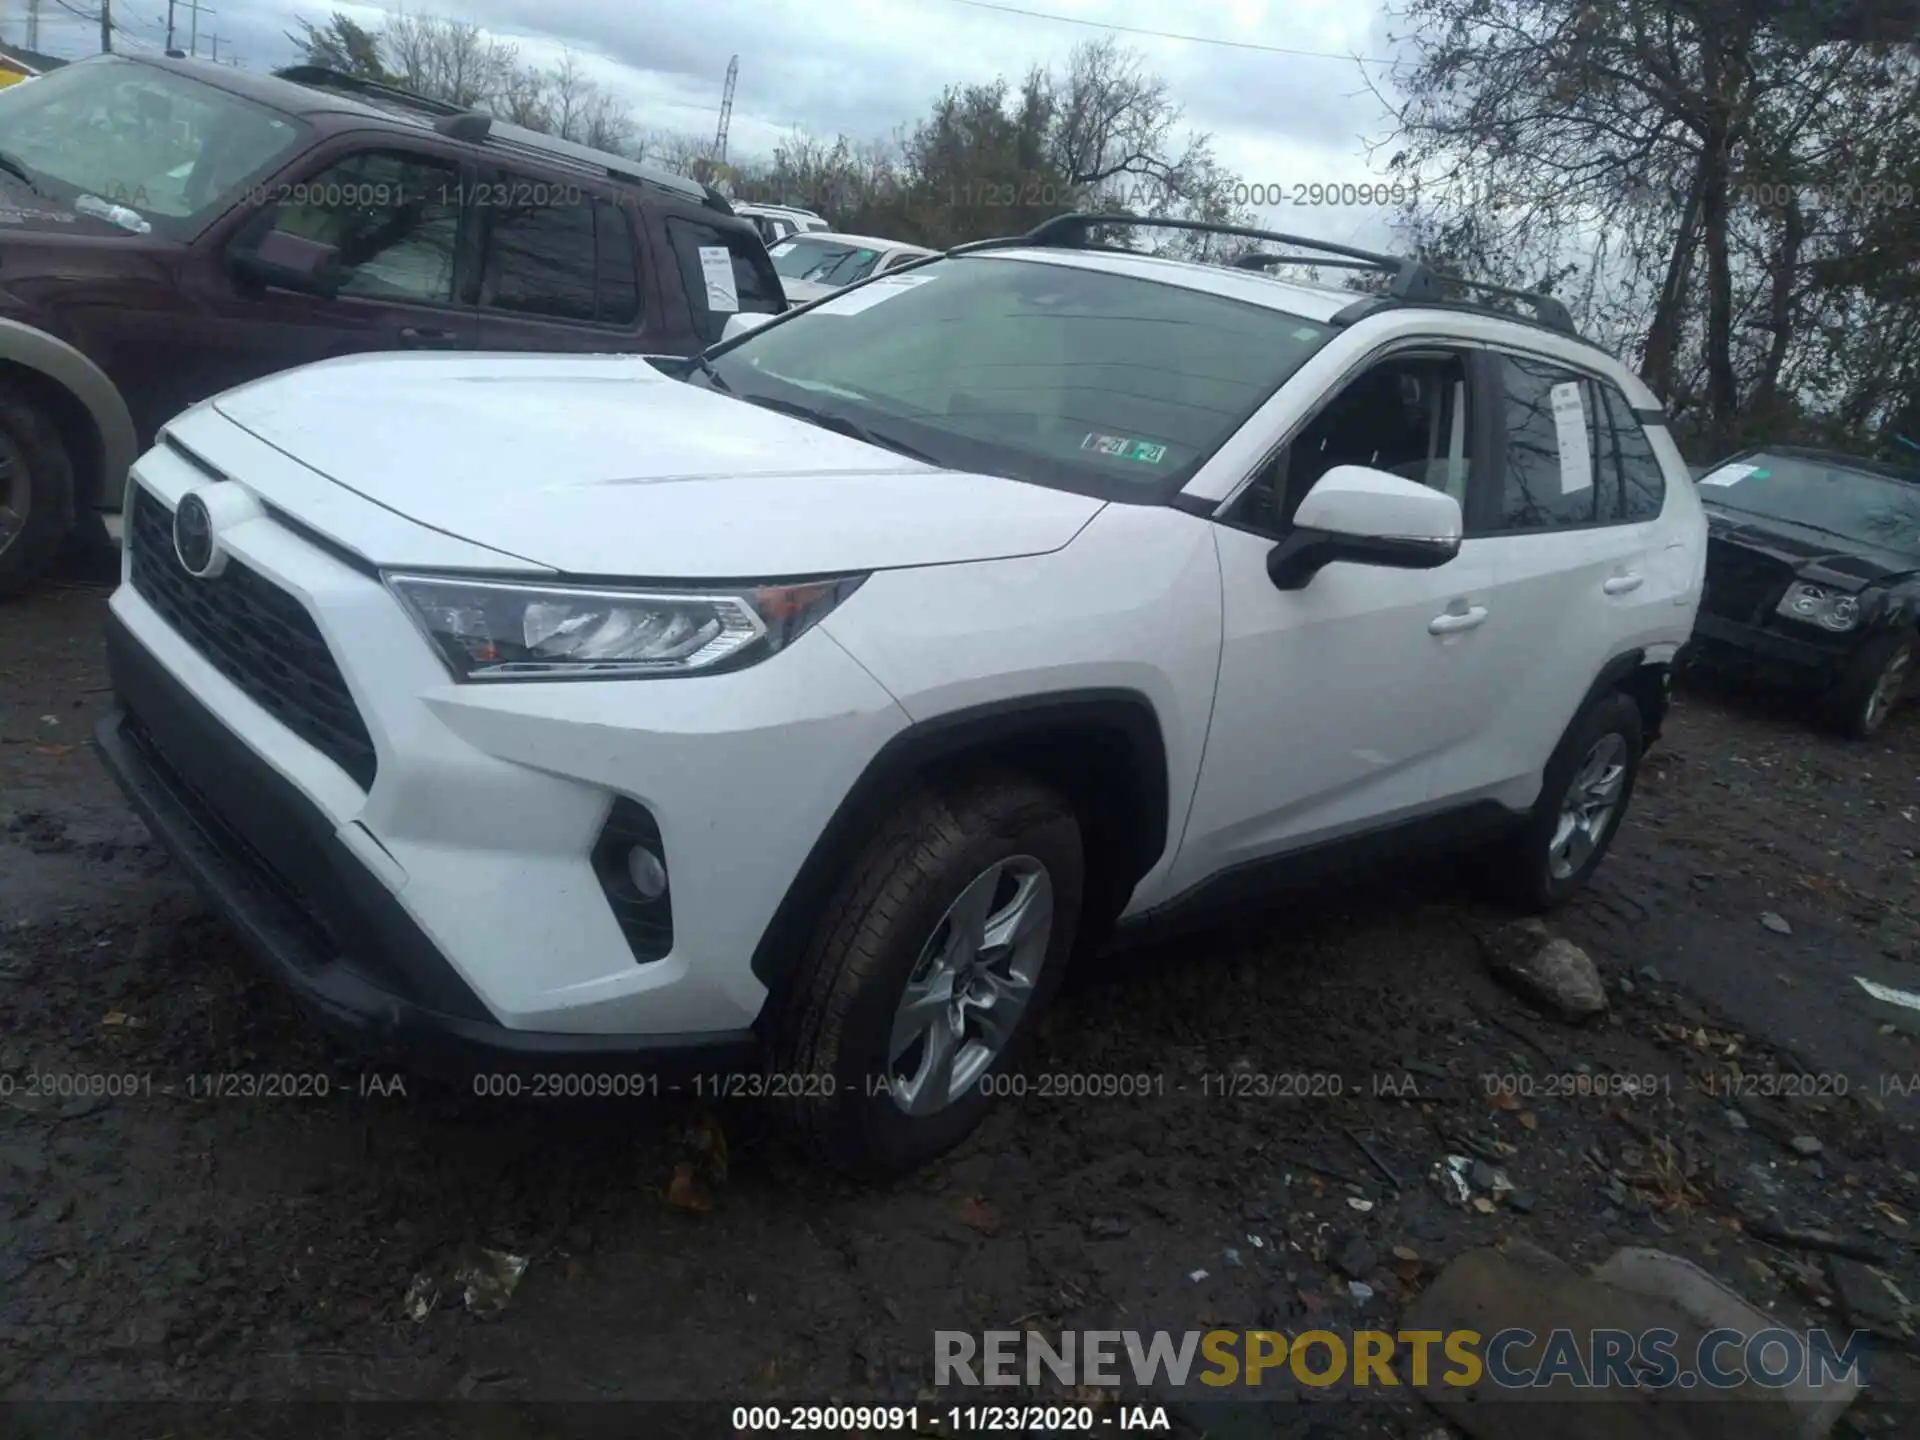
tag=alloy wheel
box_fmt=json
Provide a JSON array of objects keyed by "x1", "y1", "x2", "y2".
[
  {"x1": 1863, "y1": 645, "x2": 1912, "y2": 735},
  {"x1": 884, "y1": 855, "x2": 1054, "y2": 1117},
  {"x1": 1547, "y1": 732, "x2": 1628, "y2": 881}
]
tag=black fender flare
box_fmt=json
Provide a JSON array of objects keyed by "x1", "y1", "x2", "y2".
[{"x1": 748, "y1": 689, "x2": 1170, "y2": 995}]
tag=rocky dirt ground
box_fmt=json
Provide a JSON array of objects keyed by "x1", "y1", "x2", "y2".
[{"x1": 3, "y1": 577, "x2": 1920, "y2": 1439}]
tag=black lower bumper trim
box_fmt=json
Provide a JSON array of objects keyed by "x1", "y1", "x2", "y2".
[
  {"x1": 94, "y1": 614, "x2": 760, "y2": 1081},
  {"x1": 1689, "y1": 613, "x2": 1852, "y2": 686}
]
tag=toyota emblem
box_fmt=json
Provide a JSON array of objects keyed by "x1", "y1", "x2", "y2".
[{"x1": 173, "y1": 492, "x2": 216, "y2": 576}]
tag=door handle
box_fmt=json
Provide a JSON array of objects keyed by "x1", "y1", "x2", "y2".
[
  {"x1": 399, "y1": 325, "x2": 458, "y2": 344},
  {"x1": 1603, "y1": 572, "x2": 1645, "y2": 595},
  {"x1": 1429, "y1": 605, "x2": 1488, "y2": 635}
]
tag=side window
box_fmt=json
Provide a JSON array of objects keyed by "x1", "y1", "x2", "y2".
[
  {"x1": 478, "y1": 181, "x2": 597, "y2": 321},
  {"x1": 267, "y1": 149, "x2": 462, "y2": 304},
  {"x1": 665, "y1": 218, "x2": 784, "y2": 344},
  {"x1": 1228, "y1": 352, "x2": 1475, "y2": 536},
  {"x1": 1600, "y1": 384, "x2": 1667, "y2": 522},
  {"x1": 1487, "y1": 354, "x2": 1609, "y2": 532},
  {"x1": 594, "y1": 200, "x2": 640, "y2": 325}
]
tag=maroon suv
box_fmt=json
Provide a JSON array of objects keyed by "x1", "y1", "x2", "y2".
[{"x1": 0, "y1": 53, "x2": 788, "y2": 597}]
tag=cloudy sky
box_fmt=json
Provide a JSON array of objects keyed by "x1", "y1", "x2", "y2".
[{"x1": 23, "y1": 0, "x2": 1416, "y2": 245}]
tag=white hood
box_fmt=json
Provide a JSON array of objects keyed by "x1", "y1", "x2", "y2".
[{"x1": 207, "y1": 352, "x2": 1103, "y2": 577}]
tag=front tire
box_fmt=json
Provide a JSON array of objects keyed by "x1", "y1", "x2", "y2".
[
  {"x1": 769, "y1": 771, "x2": 1083, "y2": 1177},
  {"x1": 1823, "y1": 633, "x2": 1914, "y2": 740},
  {"x1": 1488, "y1": 691, "x2": 1644, "y2": 913},
  {"x1": 0, "y1": 380, "x2": 77, "y2": 601}
]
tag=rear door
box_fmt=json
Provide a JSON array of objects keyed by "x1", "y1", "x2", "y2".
[
  {"x1": 472, "y1": 171, "x2": 655, "y2": 354},
  {"x1": 1452, "y1": 350, "x2": 1658, "y2": 807}
]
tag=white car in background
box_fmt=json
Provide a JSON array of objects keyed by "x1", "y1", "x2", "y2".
[
  {"x1": 771, "y1": 231, "x2": 939, "y2": 303},
  {"x1": 733, "y1": 203, "x2": 830, "y2": 246}
]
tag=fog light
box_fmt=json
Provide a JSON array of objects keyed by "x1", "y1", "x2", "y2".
[{"x1": 626, "y1": 844, "x2": 668, "y2": 901}]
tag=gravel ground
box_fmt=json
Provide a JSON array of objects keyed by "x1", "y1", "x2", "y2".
[{"x1": 3, "y1": 580, "x2": 1920, "y2": 1437}]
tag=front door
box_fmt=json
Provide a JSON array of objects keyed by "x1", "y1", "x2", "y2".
[
  {"x1": 1167, "y1": 348, "x2": 1506, "y2": 894},
  {"x1": 163, "y1": 143, "x2": 478, "y2": 432}
]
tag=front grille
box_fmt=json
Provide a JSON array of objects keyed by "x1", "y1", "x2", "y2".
[
  {"x1": 1701, "y1": 539, "x2": 1793, "y2": 624},
  {"x1": 127, "y1": 487, "x2": 379, "y2": 789}
]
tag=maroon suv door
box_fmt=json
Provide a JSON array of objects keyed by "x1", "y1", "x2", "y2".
[{"x1": 154, "y1": 135, "x2": 482, "y2": 432}]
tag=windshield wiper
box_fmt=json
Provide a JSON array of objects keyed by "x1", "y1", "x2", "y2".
[
  {"x1": 739, "y1": 393, "x2": 942, "y2": 466},
  {"x1": 0, "y1": 151, "x2": 42, "y2": 195},
  {"x1": 691, "y1": 354, "x2": 732, "y2": 393}
]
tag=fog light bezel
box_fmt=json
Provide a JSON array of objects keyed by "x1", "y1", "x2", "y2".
[{"x1": 589, "y1": 797, "x2": 673, "y2": 963}]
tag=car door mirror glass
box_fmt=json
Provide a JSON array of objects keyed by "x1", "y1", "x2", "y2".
[
  {"x1": 1269, "y1": 464, "x2": 1463, "y2": 591},
  {"x1": 229, "y1": 229, "x2": 342, "y2": 298}
]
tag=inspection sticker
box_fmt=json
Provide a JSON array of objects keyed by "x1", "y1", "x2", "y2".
[
  {"x1": 1549, "y1": 381, "x2": 1592, "y2": 495},
  {"x1": 812, "y1": 273, "x2": 937, "y2": 316},
  {"x1": 696, "y1": 246, "x2": 738, "y2": 312},
  {"x1": 1082, "y1": 433, "x2": 1169, "y2": 464},
  {"x1": 1698, "y1": 462, "x2": 1765, "y2": 486},
  {"x1": 768, "y1": 240, "x2": 797, "y2": 256}
]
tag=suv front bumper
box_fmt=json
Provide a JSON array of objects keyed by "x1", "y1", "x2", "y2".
[
  {"x1": 96, "y1": 614, "x2": 760, "y2": 1080},
  {"x1": 1688, "y1": 612, "x2": 1856, "y2": 688}
]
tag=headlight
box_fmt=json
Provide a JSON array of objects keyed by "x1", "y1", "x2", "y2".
[
  {"x1": 1775, "y1": 581, "x2": 1861, "y2": 632},
  {"x1": 385, "y1": 573, "x2": 865, "y2": 681}
]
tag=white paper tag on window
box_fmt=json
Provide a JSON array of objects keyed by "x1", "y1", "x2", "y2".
[
  {"x1": 768, "y1": 240, "x2": 796, "y2": 256},
  {"x1": 1698, "y1": 462, "x2": 1759, "y2": 487},
  {"x1": 697, "y1": 246, "x2": 739, "y2": 313},
  {"x1": 1550, "y1": 381, "x2": 1592, "y2": 495},
  {"x1": 811, "y1": 273, "x2": 936, "y2": 316}
]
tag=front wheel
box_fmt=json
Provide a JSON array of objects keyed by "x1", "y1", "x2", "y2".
[
  {"x1": 0, "y1": 380, "x2": 78, "y2": 601},
  {"x1": 1486, "y1": 691, "x2": 1644, "y2": 913},
  {"x1": 769, "y1": 772, "x2": 1083, "y2": 1176},
  {"x1": 1823, "y1": 633, "x2": 1914, "y2": 740}
]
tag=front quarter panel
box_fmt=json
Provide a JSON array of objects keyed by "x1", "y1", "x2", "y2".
[{"x1": 820, "y1": 503, "x2": 1225, "y2": 913}]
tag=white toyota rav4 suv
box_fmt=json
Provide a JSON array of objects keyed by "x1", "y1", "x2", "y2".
[{"x1": 96, "y1": 215, "x2": 1706, "y2": 1174}]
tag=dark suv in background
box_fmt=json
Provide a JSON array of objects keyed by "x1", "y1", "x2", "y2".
[
  {"x1": 1689, "y1": 446, "x2": 1920, "y2": 737},
  {"x1": 0, "y1": 53, "x2": 787, "y2": 597}
]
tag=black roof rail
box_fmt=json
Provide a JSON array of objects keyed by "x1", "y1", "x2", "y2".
[
  {"x1": 272, "y1": 64, "x2": 468, "y2": 118},
  {"x1": 435, "y1": 112, "x2": 491, "y2": 143},
  {"x1": 1333, "y1": 270, "x2": 1576, "y2": 335},
  {"x1": 954, "y1": 211, "x2": 1581, "y2": 337}
]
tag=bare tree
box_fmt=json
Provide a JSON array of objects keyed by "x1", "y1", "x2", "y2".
[{"x1": 381, "y1": 14, "x2": 518, "y2": 110}]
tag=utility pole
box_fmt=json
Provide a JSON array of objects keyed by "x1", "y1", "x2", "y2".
[
  {"x1": 25, "y1": 0, "x2": 40, "y2": 52},
  {"x1": 99, "y1": 0, "x2": 111, "y2": 53},
  {"x1": 165, "y1": 0, "x2": 174, "y2": 51},
  {"x1": 209, "y1": 33, "x2": 221, "y2": 61},
  {"x1": 712, "y1": 55, "x2": 738, "y2": 166}
]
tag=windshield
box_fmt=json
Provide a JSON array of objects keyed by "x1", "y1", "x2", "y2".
[
  {"x1": 770, "y1": 237, "x2": 882, "y2": 287},
  {"x1": 700, "y1": 254, "x2": 1338, "y2": 498},
  {"x1": 0, "y1": 56, "x2": 305, "y2": 237},
  {"x1": 1703, "y1": 451, "x2": 1920, "y2": 556}
]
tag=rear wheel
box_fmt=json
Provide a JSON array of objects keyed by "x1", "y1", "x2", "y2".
[
  {"x1": 1486, "y1": 691, "x2": 1643, "y2": 913},
  {"x1": 0, "y1": 381, "x2": 77, "y2": 601},
  {"x1": 769, "y1": 772, "x2": 1083, "y2": 1177},
  {"x1": 1823, "y1": 633, "x2": 1914, "y2": 739}
]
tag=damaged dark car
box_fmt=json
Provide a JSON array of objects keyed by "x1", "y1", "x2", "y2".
[{"x1": 1687, "y1": 446, "x2": 1920, "y2": 737}]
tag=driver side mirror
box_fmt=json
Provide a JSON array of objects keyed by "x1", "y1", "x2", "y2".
[
  {"x1": 227, "y1": 229, "x2": 343, "y2": 299},
  {"x1": 1267, "y1": 464, "x2": 1463, "y2": 592}
]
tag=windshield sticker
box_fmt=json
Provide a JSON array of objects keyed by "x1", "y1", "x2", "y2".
[
  {"x1": 811, "y1": 273, "x2": 936, "y2": 316},
  {"x1": 768, "y1": 240, "x2": 797, "y2": 256},
  {"x1": 1082, "y1": 433, "x2": 1169, "y2": 464},
  {"x1": 1290, "y1": 326, "x2": 1322, "y2": 342},
  {"x1": 1549, "y1": 381, "x2": 1592, "y2": 495},
  {"x1": 696, "y1": 246, "x2": 739, "y2": 313},
  {"x1": 1699, "y1": 462, "x2": 1761, "y2": 487}
]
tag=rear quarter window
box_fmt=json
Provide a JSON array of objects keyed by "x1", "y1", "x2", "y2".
[{"x1": 665, "y1": 218, "x2": 783, "y2": 344}]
